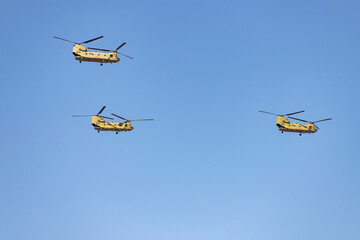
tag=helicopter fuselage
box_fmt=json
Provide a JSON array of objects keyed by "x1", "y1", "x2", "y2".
[
  {"x1": 276, "y1": 116, "x2": 317, "y2": 134},
  {"x1": 91, "y1": 116, "x2": 133, "y2": 132},
  {"x1": 72, "y1": 44, "x2": 120, "y2": 64}
]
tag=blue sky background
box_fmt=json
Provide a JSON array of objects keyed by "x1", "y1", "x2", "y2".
[{"x1": 1, "y1": 0, "x2": 360, "y2": 239}]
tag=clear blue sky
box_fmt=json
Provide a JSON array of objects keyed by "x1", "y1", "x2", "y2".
[{"x1": 1, "y1": 0, "x2": 360, "y2": 239}]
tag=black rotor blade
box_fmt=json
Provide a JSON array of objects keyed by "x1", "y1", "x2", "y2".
[
  {"x1": 300, "y1": 124, "x2": 310, "y2": 129},
  {"x1": 284, "y1": 110, "x2": 305, "y2": 116},
  {"x1": 111, "y1": 113, "x2": 129, "y2": 121},
  {"x1": 313, "y1": 118, "x2": 332, "y2": 123},
  {"x1": 314, "y1": 124, "x2": 319, "y2": 130},
  {"x1": 259, "y1": 110, "x2": 279, "y2": 116},
  {"x1": 97, "y1": 106, "x2": 106, "y2": 115},
  {"x1": 99, "y1": 115, "x2": 114, "y2": 120},
  {"x1": 88, "y1": 47, "x2": 111, "y2": 52},
  {"x1": 81, "y1": 36, "x2": 104, "y2": 44},
  {"x1": 116, "y1": 42, "x2": 126, "y2": 51},
  {"x1": 117, "y1": 52, "x2": 134, "y2": 59},
  {"x1": 53, "y1": 36, "x2": 77, "y2": 44},
  {"x1": 107, "y1": 122, "x2": 117, "y2": 128},
  {"x1": 72, "y1": 115, "x2": 93, "y2": 117},
  {"x1": 129, "y1": 119, "x2": 154, "y2": 122},
  {"x1": 288, "y1": 116, "x2": 309, "y2": 122}
]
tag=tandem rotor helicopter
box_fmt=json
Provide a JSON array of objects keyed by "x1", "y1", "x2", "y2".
[
  {"x1": 53, "y1": 35, "x2": 133, "y2": 65},
  {"x1": 72, "y1": 106, "x2": 153, "y2": 134},
  {"x1": 259, "y1": 110, "x2": 332, "y2": 136}
]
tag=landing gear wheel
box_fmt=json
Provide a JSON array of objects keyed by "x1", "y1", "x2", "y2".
[
  {"x1": 116, "y1": 132, "x2": 118, "y2": 134},
  {"x1": 79, "y1": 61, "x2": 82, "y2": 63},
  {"x1": 299, "y1": 133, "x2": 302, "y2": 136},
  {"x1": 281, "y1": 131, "x2": 283, "y2": 133},
  {"x1": 98, "y1": 130, "x2": 100, "y2": 133},
  {"x1": 100, "y1": 63, "x2": 103, "y2": 66}
]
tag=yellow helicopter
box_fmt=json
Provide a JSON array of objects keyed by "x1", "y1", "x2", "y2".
[
  {"x1": 72, "y1": 106, "x2": 153, "y2": 134},
  {"x1": 259, "y1": 110, "x2": 332, "y2": 136},
  {"x1": 53, "y1": 36, "x2": 133, "y2": 65}
]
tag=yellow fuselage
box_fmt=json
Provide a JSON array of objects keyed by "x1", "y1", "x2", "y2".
[
  {"x1": 91, "y1": 116, "x2": 133, "y2": 132},
  {"x1": 72, "y1": 44, "x2": 120, "y2": 63},
  {"x1": 276, "y1": 116, "x2": 317, "y2": 134}
]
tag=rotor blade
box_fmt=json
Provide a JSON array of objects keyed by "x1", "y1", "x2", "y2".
[
  {"x1": 88, "y1": 47, "x2": 111, "y2": 52},
  {"x1": 313, "y1": 118, "x2": 332, "y2": 123},
  {"x1": 97, "y1": 106, "x2": 106, "y2": 115},
  {"x1": 99, "y1": 115, "x2": 114, "y2": 120},
  {"x1": 53, "y1": 36, "x2": 77, "y2": 44},
  {"x1": 81, "y1": 36, "x2": 104, "y2": 44},
  {"x1": 288, "y1": 116, "x2": 309, "y2": 122},
  {"x1": 111, "y1": 113, "x2": 129, "y2": 121},
  {"x1": 72, "y1": 115, "x2": 93, "y2": 117},
  {"x1": 116, "y1": 42, "x2": 126, "y2": 51},
  {"x1": 314, "y1": 124, "x2": 319, "y2": 130},
  {"x1": 284, "y1": 110, "x2": 305, "y2": 116},
  {"x1": 117, "y1": 52, "x2": 134, "y2": 59},
  {"x1": 129, "y1": 119, "x2": 154, "y2": 122},
  {"x1": 107, "y1": 122, "x2": 117, "y2": 128},
  {"x1": 259, "y1": 110, "x2": 279, "y2": 116},
  {"x1": 300, "y1": 124, "x2": 310, "y2": 129}
]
